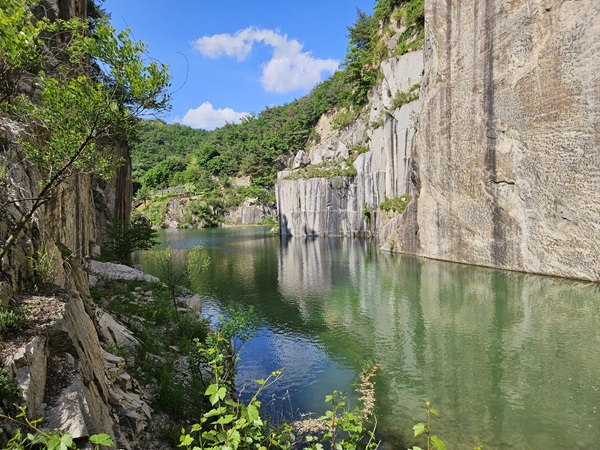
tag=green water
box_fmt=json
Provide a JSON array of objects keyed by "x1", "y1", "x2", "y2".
[{"x1": 137, "y1": 227, "x2": 600, "y2": 449}]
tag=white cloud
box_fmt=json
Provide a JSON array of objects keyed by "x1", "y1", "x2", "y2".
[
  {"x1": 181, "y1": 102, "x2": 250, "y2": 130},
  {"x1": 192, "y1": 27, "x2": 339, "y2": 94}
]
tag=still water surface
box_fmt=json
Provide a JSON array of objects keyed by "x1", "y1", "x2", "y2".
[{"x1": 137, "y1": 227, "x2": 600, "y2": 449}]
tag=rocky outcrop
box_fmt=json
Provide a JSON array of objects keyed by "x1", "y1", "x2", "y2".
[
  {"x1": 89, "y1": 261, "x2": 160, "y2": 285},
  {"x1": 0, "y1": 0, "x2": 141, "y2": 446},
  {"x1": 385, "y1": 0, "x2": 600, "y2": 281},
  {"x1": 223, "y1": 199, "x2": 274, "y2": 225},
  {"x1": 155, "y1": 195, "x2": 273, "y2": 228},
  {"x1": 0, "y1": 122, "x2": 131, "y2": 299},
  {"x1": 2, "y1": 291, "x2": 151, "y2": 449},
  {"x1": 276, "y1": 1, "x2": 599, "y2": 282},
  {"x1": 276, "y1": 50, "x2": 423, "y2": 237}
]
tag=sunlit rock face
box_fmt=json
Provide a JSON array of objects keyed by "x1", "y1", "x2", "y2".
[
  {"x1": 388, "y1": 0, "x2": 599, "y2": 281},
  {"x1": 277, "y1": 0, "x2": 600, "y2": 282},
  {"x1": 276, "y1": 51, "x2": 424, "y2": 237}
]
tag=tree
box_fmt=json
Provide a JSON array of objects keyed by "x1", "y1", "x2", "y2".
[
  {"x1": 104, "y1": 215, "x2": 158, "y2": 264},
  {"x1": 0, "y1": 0, "x2": 171, "y2": 263},
  {"x1": 135, "y1": 185, "x2": 150, "y2": 206},
  {"x1": 141, "y1": 157, "x2": 185, "y2": 190},
  {"x1": 153, "y1": 246, "x2": 209, "y2": 318},
  {"x1": 343, "y1": 9, "x2": 378, "y2": 107}
]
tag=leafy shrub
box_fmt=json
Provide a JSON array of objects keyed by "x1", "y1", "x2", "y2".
[
  {"x1": 0, "y1": 406, "x2": 114, "y2": 450},
  {"x1": 379, "y1": 193, "x2": 409, "y2": 213},
  {"x1": 152, "y1": 246, "x2": 210, "y2": 315}
]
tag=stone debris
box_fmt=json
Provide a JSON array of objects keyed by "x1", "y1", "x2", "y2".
[{"x1": 292, "y1": 150, "x2": 311, "y2": 169}]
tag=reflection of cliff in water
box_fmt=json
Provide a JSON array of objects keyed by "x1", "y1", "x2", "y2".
[
  {"x1": 139, "y1": 228, "x2": 600, "y2": 449},
  {"x1": 275, "y1": 235, "x2": 600, "y2": 449}
]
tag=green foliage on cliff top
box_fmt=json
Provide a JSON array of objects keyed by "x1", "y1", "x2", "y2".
[{"x1": 379, "y1": 193, "x2": 409, "y2": 213}]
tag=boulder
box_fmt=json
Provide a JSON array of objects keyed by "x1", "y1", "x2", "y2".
[
  {"x1": 97, "y1": 311, "x2": 140, "y2": 352},
  {"x1": 292, "y1": 150, "x2": 311, "y2": 169},
  {"x1": 89, "y1": 261, "x2": 159, "y2": 285}
]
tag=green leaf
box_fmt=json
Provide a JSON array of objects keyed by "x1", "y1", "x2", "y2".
[
  {"x1": 214, "y1": 414, "x2": 235, "y2": 425},
  {"x1": 179, "y1": 434, "x2": 194, "y2": 447},
  {"x1": 247, "y1": 403, "x2": 260, "y2": 423},
  {"x1": 255, "y1": 378, "x2": 266, "y2": 385},
  {"x1": 413, "y1": 422, "x2": 426, "y2": 437},
  {"x1": 430, "y1": 408, "x2": 439, "y2": 416},
  {"x1": 205, "y1": 384, "x2": 227, "y2": 405},
  {"x1": 431, "y1": 435, "x2": 447, "y2": 450},
  {"x1": 89, "y1": 434, "x2": 114, "y2": 446},
  {"x1": 204, "y1": 406, "x2": 226, "y2": 418},
  {"x1": 46, "y1": 433, "x2": 73, "y2": 450}
]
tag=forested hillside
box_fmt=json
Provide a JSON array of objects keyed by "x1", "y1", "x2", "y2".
[{"x1": 131, "y1": 0, "x2": 425, "y2": 227}]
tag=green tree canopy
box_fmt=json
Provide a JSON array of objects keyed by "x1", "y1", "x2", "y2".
[{"x1": 0, "y1": 0, "x2": 171, "y2": 261}]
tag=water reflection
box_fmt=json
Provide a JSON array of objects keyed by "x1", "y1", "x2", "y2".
[{"x1": 137, "y1": 227, "x2": 600, "y2": 449}]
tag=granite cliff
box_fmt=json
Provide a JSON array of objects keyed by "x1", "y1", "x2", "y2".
[
  {"x1": 276, "y1": 50, "x2": 423, "y2": 238},
  {"x1": 1, "y1": 1, "x2": 148, "y2": 448},
  {"x1": 276, "y1": 0, "x2": 599, "y2": 282}
]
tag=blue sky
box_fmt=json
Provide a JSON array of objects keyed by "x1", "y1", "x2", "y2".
[{"x1": 102, "y1": 0, "x2": 375, "y2": 130}]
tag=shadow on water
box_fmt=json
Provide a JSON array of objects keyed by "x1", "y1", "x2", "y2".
[{"x1": 137, "y1": 227, "x2": 600, "y2": 449}]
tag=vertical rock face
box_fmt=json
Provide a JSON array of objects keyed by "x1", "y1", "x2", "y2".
[
  {"x1": 276, "y1": 51, "x2": 424, "y2": 237},
  {"x1": 1, "y1": 1, "x2": 140, "y2": 447},
  {"x1": 391, "y1": 0, "x2": 599, "y2": 281}
]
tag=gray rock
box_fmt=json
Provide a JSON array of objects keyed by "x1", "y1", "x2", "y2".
[
  {"x1": 223, "y1": 200, "x2": 275, "y2": 224},
  {"x1": 4, "y1": 336, "x2": 48, "y2": 418},
  {"x1": 178, "y1": 293, "x2": 202, "y2": 311},
  {"x1": 389, "y1": 0, "x2": 600, "y2": 282},
  {"x1": 97, "y1": 311, "x2": 140, "y2": 352},
  {"x1": 276, "y1": 51, "x2": 423, "y2": 238},
  {"x1": 292, "y1": 150, "x2": 311, "y2": 169},
  {"x1": 89, "y1": 260, "x2": 159, "y2": 284}
]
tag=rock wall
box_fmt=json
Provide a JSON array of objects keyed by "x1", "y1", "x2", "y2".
[
  {"x1": 0, "y1": 1, "x2": 142, "y2": 448},
  {"x1": 276, "y1": 50, "x2": 424, "y2": 237},
  {"x1": 223, "y1": 200, "x2": 274, "y2": 225},
  {"x1": 386, "y1": 0, "x2": 599, "y2": 281},
  {"x1": 276, "y1": 0, "x2": 599, "y2": 282},
  {"x1": 2, "y1": 276, "x2": 153, "y2": 449},
  {"x1": 157, "y1": 195, "x2": 274, "y2": 228}
]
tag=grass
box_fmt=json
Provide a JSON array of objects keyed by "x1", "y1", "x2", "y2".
[
  {"x1": 332, "y1": 108, "x2": 360, "y2": 130},
  {"x1": 390, "y1": 82, "x2": 421, "y2": 110}
]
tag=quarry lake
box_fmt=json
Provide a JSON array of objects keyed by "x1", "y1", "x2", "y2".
[{"x1": 137, "y1": 226, "x2": 600, "y2": 449}]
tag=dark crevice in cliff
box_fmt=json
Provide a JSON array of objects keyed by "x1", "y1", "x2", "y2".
[{"x1": 482, "y1": 0, "x2": 506, "y2": 267}]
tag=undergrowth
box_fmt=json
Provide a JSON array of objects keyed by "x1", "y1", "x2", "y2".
[
  {"x1": 90, "y1": 277, "x2": 211, "y2": 444},
  {"x1": 0, "y1": 304, "x2": 25, "y2": 339},
  {"x1": 379, "y1": 194, "x2": 409, "y2": 213}
]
